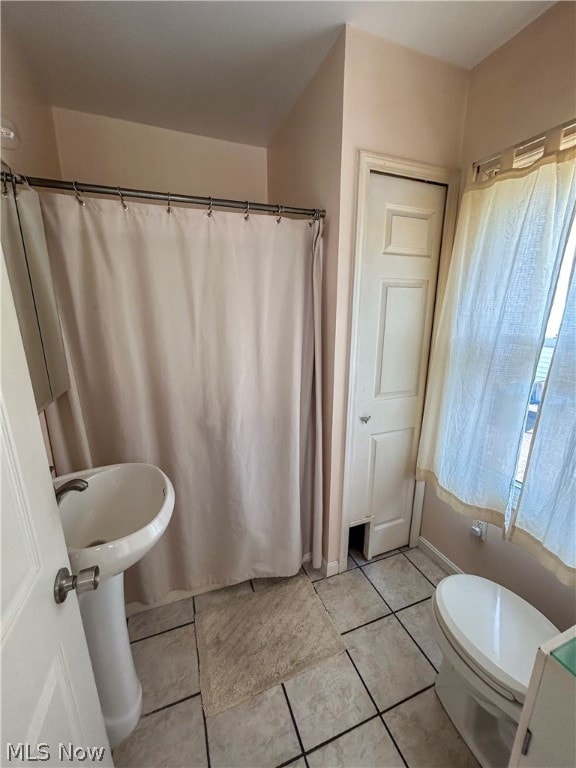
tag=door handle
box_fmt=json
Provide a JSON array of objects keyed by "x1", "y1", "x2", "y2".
[
  {"x1": 54, "y1": 565, "x2": 100, "y2": 604},
  {"x1": 360, "y1": 415, "x2": 371, "y2": 424}
]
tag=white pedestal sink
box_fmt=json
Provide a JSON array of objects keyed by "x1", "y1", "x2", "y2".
[{"x1": 55, "y1": 463, "x2": 175, "y2": 749}]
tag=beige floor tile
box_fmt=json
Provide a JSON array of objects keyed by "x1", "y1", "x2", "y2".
[
  {"x1": 314, "y1": 569, "x2": 390, "y2": 633},
  {"x1": 384, "y1": 688, "x2": 480, "y2": 767},
  {"x1": 286, "y1": 760, "x2": 307, "y2": 768},
  {"x1": 284, "y1": 653, "x2": 376, "y2": 751},
  {"x1": 307, "y1": 716, "x2": 404, "y2": 768},
  {"x1": 113, "y1": 696, "x2": 207, "y2": 768},
  {"x1": 128, "y1": 597, "x2": 194, "y2": 642},
  {"x1": 206, "y1": 685, "x2": 300, "y2": 768},
  {"x1": 194, "y1": 581, "x2": 253, "y2": 613},
  {"x1": 345, "y1": 616, "x2": 436, "y2": 710},
  {"x1": 363, "y1": 554, "x2": 434, "y2": 610},
  {"x1": 403, "y1": 548, "x2": 448, "y2": 586},
  {"x1": 349, "y1": 548, "x2": 399, "y2": 566},
  {"x1": 396, "y1": 598, "x2": 443, "y2": 670},
  {"x1": 132, "y1": 624, "x2": 199, "y2": 714}
]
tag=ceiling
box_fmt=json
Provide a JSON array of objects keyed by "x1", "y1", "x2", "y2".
[{"x1": 2, "y1": 1, "x2": 554, "y2": 147}]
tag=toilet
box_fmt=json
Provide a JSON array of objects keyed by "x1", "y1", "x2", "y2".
[{"x1": 431, "y1": 574, "x2": 559, "y2": 768}]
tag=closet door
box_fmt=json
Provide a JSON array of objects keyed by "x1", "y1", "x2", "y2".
[{"x1": 346, "y1": 171, "x2": 447, "y2": 558}]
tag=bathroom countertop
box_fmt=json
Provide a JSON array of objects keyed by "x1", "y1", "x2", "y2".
[{"x1": 551, "y1": 636, "x2": 576, "y2": 678}]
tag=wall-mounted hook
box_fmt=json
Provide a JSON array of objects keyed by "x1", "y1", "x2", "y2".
[
  {"x1": 73, "y1": 181, "x2": 85, "y2": 207},
  {"x1": 244, "y1": 201, "x2": 250, "y2": 221},
  {"x1": 117, "y1": 186, "x2": 128, "y2": 211}
]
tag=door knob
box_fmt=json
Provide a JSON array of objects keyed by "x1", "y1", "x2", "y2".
[
  {"x1": 54, "y1": 565, "x2": 100, "y2": 604},
  {"x1": 360, "y1": 415, "x2": 371, "y2": 424}
]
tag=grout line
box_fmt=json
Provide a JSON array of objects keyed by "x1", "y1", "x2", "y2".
[
  {"x1": 399, "y1": 550, "x2": 440, "y2": 589},
  {"x1": 357, "y1": 565, "x2": 394, "y2": 612},
  {"x1": 304, "y1": 713, "x2": 381, "y2": 758},
  {"x1": 339, "y1": 593, "x2": 436, "y2": 638},
  {"x1": 350, "y1": 548, "x2": 402, "y2": 568},
  {"x1": 281, "y1": 683, "x2": 310, "y2": 768},
  {"x1": 380, "y1": 683, "x2": 435, "y2": 715},
  {"x1": 392, "y1": 613, "x2": 439, "y2": 673},
  {"x1": 130, "y1": 619, "x2": 195, "y2": 644},
  {"x1": 344, "y1": 650, "x2": 409, "y2": 768},
  {"x1": 379, "y1": 714, "x2": 409, "y2": 768},
  {"x1": 344, "y1": 649, "x2": 380, "y2": 715},
  {"x1": 393, "y1": 595, "x2": 434, "y2": 614},
  {"x1": 142, "y1": 691, "x2": 201, "y2": 718},
  {"x1": 195, "y1": 619, "x2": 211, "y2": 768},
  {"x1": 341, "y1": 565, "x2": 438, "y2": 671},
  {"x1": 201, "y1": 701, "x2": 212, "y2": 768},
  {"x1": 250, "y1": 579, "x2": 256, "y2": 592},
  {"x1": 348, "y1": 550, "x2": 361, "y2": 566},
  {"x1": 275, "y1": 755, "x2": 305, "y2": 768},
  {"x1": 340, "y1": 613, "x2": 391, "y2": 636},
  {"x1": 192, "y1": 595, "x2": 196, "y2": 616}
]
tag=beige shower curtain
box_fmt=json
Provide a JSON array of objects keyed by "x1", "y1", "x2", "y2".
[{"x1": 41, "y1": 193, "x2": 323, "y2": 604}]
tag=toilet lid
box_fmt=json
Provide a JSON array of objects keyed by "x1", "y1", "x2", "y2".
[{"x1": 434, "y1": 575, "x2": 559, "y2": 701}]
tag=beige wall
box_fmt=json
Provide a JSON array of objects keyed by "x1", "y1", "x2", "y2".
[
  {"x1": 52, "y1": 108, "x2": 267, "y2": 201},
  {"x1": 422, "y1": 488, "x2": 576, "y2": 630},
  {"x1": 461, "y1": 2, "x2": 576, "y2": 170},
  {"x1": 328, "y1": 26, "x2": 468, "y2": 562},
  {"x1": 267, "y1": 31, "x2": 346, "y2": 557},
  {"x1": 421, "y1": 3, "x2": 576, "y2": 631},
  {"x1": 1, "y1": 31, "x2": 61, "y2": 177}
]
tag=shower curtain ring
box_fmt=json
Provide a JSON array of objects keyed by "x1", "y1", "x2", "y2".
[
  {"x1": 73, "y1": 181, "x2": 85, "y2": 207},
  {"x1": 1, "y1": 175, "x2": 8, "y2": 197},
  {"x1": 309, "y1": 209, "x2": 321, "y2": 226},
  {"x1": 276, "y1": 205, "x2": 283, "y2": 224},
  {"x1": 244, "y1": 201, "x2": 250, "y2": 221},
  {"x1": 117, "y1": 186, "x2": 128, "y2": 211},
  {"x1": 207, "y1": 197, "x2": 213, "y2": 217},
  {"x1": 167, "y1": 191, "x2": 172, "y2": 215}
]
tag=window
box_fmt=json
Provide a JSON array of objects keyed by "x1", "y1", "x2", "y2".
[
  {"x1": 418, "y1": 126, "x2": 575, "y2": 584},
  {"x1": 473, "y1": 121, "x2": 576, "y2": 181},
  {"x1": 516, "y1": 218, "x2": 576, "y2": 485}
]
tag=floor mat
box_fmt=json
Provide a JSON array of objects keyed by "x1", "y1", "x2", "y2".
[{"x1": 196, "y1": 573, "x2": 344, "y2": 716}]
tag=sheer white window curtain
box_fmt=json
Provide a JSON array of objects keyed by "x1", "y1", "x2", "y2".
[{"x1": 417, "y1": 148, "x2": 576, "y2": 586}]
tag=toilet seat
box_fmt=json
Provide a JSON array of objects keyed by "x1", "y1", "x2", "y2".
[{"x1": 434, "y1": 575, "x2": 558, "y2": 703}]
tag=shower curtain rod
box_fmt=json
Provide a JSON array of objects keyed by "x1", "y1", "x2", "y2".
[{"x1": 0, "y1": 171, "x2": 326, "y2": 219}]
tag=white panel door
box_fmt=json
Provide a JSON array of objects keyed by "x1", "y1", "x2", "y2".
[
  {"x1": 1, "y1": 253, "x2": 112, "y2": 767},
  {"x1": 347, "y1": 172, "x2": 447, "y2": 558}
]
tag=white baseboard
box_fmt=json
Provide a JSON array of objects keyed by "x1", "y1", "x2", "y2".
[
  {"x1": 324, "y1": 559, "x2": 340, "y2": 578},
  {"x1": 418, "y1": 536, "x2": 463, "y2": 575}
]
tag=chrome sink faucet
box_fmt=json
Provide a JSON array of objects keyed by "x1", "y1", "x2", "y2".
[{"x1": 55, "y1": 478, "x2": 89, "y2": 504}]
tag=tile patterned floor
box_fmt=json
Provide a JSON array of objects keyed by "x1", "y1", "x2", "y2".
[{"x1": 114, "y1": 548, "x2": 480, "y2": 768}]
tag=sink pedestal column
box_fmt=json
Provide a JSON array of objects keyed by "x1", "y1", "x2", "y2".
[{"x1": 79, "y1": 574, "x2": 142, "y2": 749}]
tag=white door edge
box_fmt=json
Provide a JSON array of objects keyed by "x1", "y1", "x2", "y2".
[{"x1": 339, "y1": 151, "x2": 460, "y2": 573}]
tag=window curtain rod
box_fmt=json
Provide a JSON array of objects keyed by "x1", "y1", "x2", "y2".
[{"x1": 0, "y1": 171, "x2": 326, "y2": 220}]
